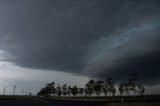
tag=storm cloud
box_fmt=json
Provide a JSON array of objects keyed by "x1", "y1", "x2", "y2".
[{"x1": 0, "y1": 0, "x2": 160, "y2": 85}]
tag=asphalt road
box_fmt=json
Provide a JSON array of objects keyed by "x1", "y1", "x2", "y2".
[{"x1": 0, "y1": 97, "x2": 106, "y2": 106}]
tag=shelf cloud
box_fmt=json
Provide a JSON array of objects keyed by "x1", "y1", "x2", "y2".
[{"x1": 0, "y1": 0, "x2": 160, "y2": 85}]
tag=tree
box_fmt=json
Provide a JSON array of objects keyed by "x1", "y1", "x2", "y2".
[
  {"x1": 102, "y1": 83, "x2": 108, "y2": 96},
  {"x1": 85, "y1": 79, "x2": 95, "y2": 96},
  {"x1": 93, "y1": 81, "x2": 104, "y2": 96},
  {"x1": 126, "y1": 73, "x2": 138, "y2": 96},
  {"x1": 67, "y1": 86, "x2": 71, "y2": 96},
  {"x1": 13, "y1": 85, "x2": 16, "y2": 96},
  {"x1": 71, "y1": 85, "x2": 78, "y2": 97},
  {"x1": 62, "y1": 84, "x2": 68, "y2": 96},
  {"x1": 78, "y1": 88, "x2": 84, "y2": 96},
  {"x1": 3, "y1": 87, "x2": 6, "y2": 96},
  {"x1": 46, "y1": 82, "x2": 56, "y2": 96},
  {"x1": 118, "y1": 82, "x2": 125, "y2": 96},
  {"x1": 118, "y1": 82, "x2": 125, "y2": 103},
  {"x1": 37, "y1": 87, "x2": 48, "y2": 96},
  {"x1": 110, "y1": 87, "x2": 116, "y2": 97},
  {"x1": 37, "y1": 82, "x2": 56, "y2": 97},
  {"x1": 137, "y1": 84, "x2": 145, "y2": 96},
  {"x1": 106, "y1": 78, "x2": 116, "y2": 97},
  {"x1": 37, "y1": 74, "x2": 146, "y2": 97},
  {"x1": 22, "y1": 89, "x2": 24, "y2": 96},
  {"x1": 56, "y1": 84, "x2": 62, "y2": 97}
]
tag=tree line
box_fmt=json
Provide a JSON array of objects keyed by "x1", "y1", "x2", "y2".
[{"x1": 37, "y1": 73, "x2": 145, "y2": 97}]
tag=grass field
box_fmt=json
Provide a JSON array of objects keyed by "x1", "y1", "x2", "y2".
[
  {"x1": 0, "y1": 95, "x2": 159, "y2": 106},
  {"x1": 106, "y1": 102, "x2": 160, "y2": 106},
  {"x1": 0, "y1": 95, "x2": 33, "y2": 100},
  {"x1": 47, "y1": 95, "x2": 160, "y2": 102}
]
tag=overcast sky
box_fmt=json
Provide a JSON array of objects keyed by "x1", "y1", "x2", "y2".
[{"x1": 0, "y1": 0, "x2": 160, "y2": 94}]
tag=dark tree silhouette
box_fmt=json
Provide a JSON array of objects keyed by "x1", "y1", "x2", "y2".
[
  {"x1": 127, "y1": 73, "x2": 138, "y2": 96},
  {"x1": 137, "y1": 84, "x2": 145, "y2": 96},
  {"x1": 13, "y1": 85, "x2": 16, "y2": 96},
  {"x1": 106, "y1": 78, "x2": 116, "y2": 97},
  {"x1": 78, "y1": 88, "x2": 84, "y2": 96},
  {"x1": 37, "y1": 73, "x2": 145, "y2": 97},
  {"x1": 67, "y1": 86, "x2": 71, "y2": 96},
  {"x1": 22, "y1": 89, "x2": 24, "y2": 96},
  {"x1": 37, "y1": 82, "x2": 56, "y2": 97},
  {"x1": 118, "y1": 82, "x2": 125, "y2": 96},
  {"x1": 93, "y1": 81, "x2": 104, "y2": 96},
  {"x1": 102, "y1": 82, "x2": 109, "y2": 96},
  {"x1": 62, "y1": 84, "x2": 68, "y2": 96},
  {"x1": 37, "y1": 87, "x2": 50, "y2": 96},
  {"x1": 56, "y1": 84, "x2": 62, "y2": 97},
  {"x1": 3, "y1": 87, "x2": 6, "y2": 96},
  {"x1": 46, "y1": 82, "x2": 56, "y2": 96},
  {"x1": 85, "y1": 79, "x2": 95, "y2": 96},
  {"x1": 71, "y1": 85, "x2": 78, "y2": 97}
]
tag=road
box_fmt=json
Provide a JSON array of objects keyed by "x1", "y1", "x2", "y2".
[{"x1": 0, "y1": 97, "x2": 106, "y2": 106}]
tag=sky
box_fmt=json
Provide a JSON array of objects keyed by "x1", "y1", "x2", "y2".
[{"x1": 0, "y1": 0, "x2": 160, "y2": 95}]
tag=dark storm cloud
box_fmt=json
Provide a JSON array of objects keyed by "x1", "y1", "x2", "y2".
[
  {"x1": 86, "y1": 25, "x2": 160, "y2": 85},
  {"x1": 0, "y1": 0, "x2": 125, "y2": 71},
  {"x1": 0, "y1": 0, "x2": 160, "y2": 84}
]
